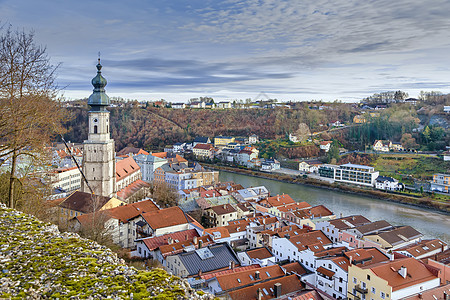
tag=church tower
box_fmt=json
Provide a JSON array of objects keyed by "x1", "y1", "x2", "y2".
[{"x1": 81, "y1": 59, "x2": 116, "y2": 197}]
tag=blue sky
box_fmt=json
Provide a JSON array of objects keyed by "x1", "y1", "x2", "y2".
[{"x1": 1, "y1": 0, "x2": 450, "y2": 102}]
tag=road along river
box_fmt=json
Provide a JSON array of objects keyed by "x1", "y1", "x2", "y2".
[{"x1": 219, "y1": 170, "x2": 450, "y2": 244}]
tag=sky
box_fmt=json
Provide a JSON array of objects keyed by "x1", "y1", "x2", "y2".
[{"x1": 1, "y1": 0, "x2": 450, "y2": 102}]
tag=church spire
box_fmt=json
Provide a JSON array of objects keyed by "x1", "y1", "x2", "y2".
[{"x1": 87, "y1": 57, "x2": 110, "y2": 111}]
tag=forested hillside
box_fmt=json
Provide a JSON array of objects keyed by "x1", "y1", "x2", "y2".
[
  {"x1": 63, "y1": 104, "x2": 354, "y2": 151},
  {"x1": 63, "y1": 102, "x2": 449, "y2": 154}
]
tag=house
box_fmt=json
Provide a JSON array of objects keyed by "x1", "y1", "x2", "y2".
[
  {"x1": 395, "y1": 239, "x2": 448, "y2": 259},
  {"x1": 253, "y1": 194, "x2": 296, "y2": 213},
  {"x1": 193, "y1": 136, "x2": 211, "y2": 147},
  {"x1": 373, "y1": 140, "x2": 392, "y2": 152},
  {"x1": 314, "y1": 247, "x2": 389, "y2": 300},
  {"x1": 353, "y1": 115, "x2": 366, "y2": 124},
  {"x1": 260, "y1": 159, "x2": 280, "y2": 172},
  {"x1": 363, "y1": 226, "x2": 423, "y2": 250},
  {"x1": 208, "y1": 264, "x2": 285, "y2": 295},
  {"x1": 236, "y1": 149, "x2": 258, "y2": 166},
  {"x1": 233, "y1": 186, "x2": 269, "y2": 202},
  {"x1": 48, "y1": 166, "x2": 82, "y2": 193},
  {"x1": 443, "y1": 151, "x2": 450, "y2": 161},
  {"x1": 289, "y1": 133, "x2": 299, "y2": 143},
  {"x1": 248, "y1": 134, "x2": 259, "y2": 144},
  {"x1": 298, "y1": 160, "x2": 322, "y2": 173},
  {"x1": 319, "y1": 141, "x2": 332, "y2": 152},
  {"x1": 430, "y1": 173, "x2": 450, "y2": 193},
  {"x1": 227, "y1": 274, "x2": 305, "y2": 300},
  {"x1": 70, "y1": 199, "x2": 159, "y2": 248},
  {"x1": 134, "y1": 153, "x2": 167, "y2": 182},
  {"x1": 190, "y1": 101, "x2": 206, "y2": 109},
  {"x1": 238, "y1": 247, "x2": 276, "y2": 267},
  {"x1": 347, "y1": 257, "x2": 440, "y2": 300},
  {"x1": 316, "y1": 215, "x2": 371, "y2": 244},
  {"x1": 154, "y1": 164, "x2": 174, "y2": 184},
  {"x1": 390, "y1": 142, "x2": 404, "y2": 152},
  {"x1": 193, "y1": 143, "x2": 215, "y2": 160},
  {"x1": 136, "y1": 206, "x2": 192, "y2": 238},
  {"x1": 375, "y1": 176, "x2": 402, "y2": 191},
  {"x1": 445, "y1": 106, "x2": 450, "y2": 113},
  {"x1": 115, "y1": 156, "x2": 148, "y2": 201},
  {"x1": 57, "y1": 191, "x2": 124, "y2": 223},
  {"x1": 171, "y1": 103, "x2": 186, "y2": 109},
  {"x1": 204, "y1": 204, "x2": 238, "y2": 227},
  {"x1": 214, "y1": 136, "x2": 235, "y2": 148},
  {"x1": 272, "y1": 230, "x2": 333, "y2": 270},
  {"x1": 135, "y1": 228, "x2": 200, "y2": 260},
  {"x1": 165, "y1": 242, "x2": 240, "y2": 278},
  {"x1": 345, "y1": 220, "x2": 393, "y2": 240},
  {"x1": 216, "y1": 101, "x2": 232, "y2": 109},
  {"x1": 329, "y1": 120, "x2": 344, "y2": 127}
]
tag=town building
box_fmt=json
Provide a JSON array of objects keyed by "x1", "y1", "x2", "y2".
[
  {"x1": 395, "y1": 239, "x2": 448, "y2": 259},
  {"x1": 48, "y1": 166, "x2": 82, "y2": 193},
  {"x1": 375, "y1": 176, "x2": 402, "y2": 191},
  {"x1": 204, "y1": 204, "x2": 238, "y2": 227},
  {"x1": 81, "y1": 59, "x2": 116, "y2": 198},
  {"x1": 165, "y1": 242, "x2": 240, "y2": 278},
  {"x1": 347, "y1": 257, "x2": 440, "y2": 300},
  {"x1": 373, "y1": 140, "x2": 392, "y2": 152},
  {"x1": 430, "y1": 173, "x2": 450, "y2": 193},
  {"x1": 319, "y1": 141, "x2": 332, "y2": 152},
  {"x1": 319, "y1": 163, "x2": 379, "y2": 186},
  {"x1": 134, "y1": 153, "x2": 167, "y2": 182},
  {"x1": 363, "y1": 226, "x2": 423, "y2": 250},
  {"x1": 214, "y1": 136, "x2": 235, "y2": 148},
  {"x1": 193, "y1": 143, "x2": 215, "y2": 160}
]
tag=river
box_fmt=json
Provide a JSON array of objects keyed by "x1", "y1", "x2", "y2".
[{"x1": 219, "y1": 171, "x2": 450, "y2": 244}]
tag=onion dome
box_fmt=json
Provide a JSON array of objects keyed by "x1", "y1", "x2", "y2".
[{"x1": 87, "y1": 58, "x2": 110, "y2": 111}]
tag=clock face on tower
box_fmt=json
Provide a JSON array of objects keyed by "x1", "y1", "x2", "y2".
[{"x1": 93, "y1": 118, "x2": 98, "y2": 123}]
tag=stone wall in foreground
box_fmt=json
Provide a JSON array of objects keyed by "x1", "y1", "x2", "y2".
[{"x1": 0, "y1": 204, "x2": 212, "y2": 299}]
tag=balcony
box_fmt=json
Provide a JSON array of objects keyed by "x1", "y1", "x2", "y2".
[{"x1": 354, "y1": 284, "x2": 368, "y2": 294}]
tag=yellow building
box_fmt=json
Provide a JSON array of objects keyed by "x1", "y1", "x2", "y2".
[
  {"x1": 214, "y1": 136, "x2": 235, "y2": 148},
  {"x1": 353, "y1": 115, "x2": 367, "y2": 124},
  {"x1": 348, "y1": 257, "x2": 440, "y2": 300}
]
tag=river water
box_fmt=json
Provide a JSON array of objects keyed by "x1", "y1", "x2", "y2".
[{"x1": 219, "y1": 171, "x2": 450, "y2": 244}]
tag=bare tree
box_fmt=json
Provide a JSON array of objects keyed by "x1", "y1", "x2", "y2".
[
  {"x1": 151, "y1": 181, "x2": 178, "y2": 208},
  {"x1": 0, "y1": 26, "x2": 66, "y2": 209}
]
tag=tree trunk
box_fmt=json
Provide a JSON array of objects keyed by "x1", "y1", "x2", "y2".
[{"x1": 8, "y1": 151, "x2": 17, "y2": 208}]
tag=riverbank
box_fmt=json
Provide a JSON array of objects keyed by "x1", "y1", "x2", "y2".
[{"x1": 203, "y1": 163, "x2": 450, "y2": 214}]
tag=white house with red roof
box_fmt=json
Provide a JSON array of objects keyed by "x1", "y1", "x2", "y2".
[{"x1": 320, "y1": 141, "x2": 333, "y2": 152}]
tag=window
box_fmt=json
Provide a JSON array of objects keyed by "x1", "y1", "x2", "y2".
[
  {"x1": 353, "y1": 277, "x2": 357, "y2": 284},
  {"x1": 371, "y1": 287, "x2": 376, "y2": 294},
  {"x1": 381, "y1": 292, "x2": 385, "y2": 299},
  {"x1": 367, "y1": 275, "x2": 371, "y2": 280},
  {"x1": 94, "y1": 125, "x2": 98, "y2": 134}
]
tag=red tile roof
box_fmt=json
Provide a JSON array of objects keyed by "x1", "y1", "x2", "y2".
[
  {"x1": 210, "y1": 204, "x2": 237, "y2": 215},
  {"x1": 142, "y1": 229, "x2": 199, "y2": 251},
  {"x1": 199, "y1": 264, "x2": 261, "y2": 280},
  {"x1": 141, "y1": 206, "x2": 189, "y2": 230},
  {"x1": 115, "y1": 156, "x2": 140, "y2": 181},
  {"x1": 159, "y1": 235, "x2": 214, "y2": 257},
  {"x1": 316, "y1": 266, "x2": 335, "y2": 278},
  {"x1": 204, "y1": 227, "x2": 231, "y2": 239},
  {"x1": 367, "y1": 257, "x2": 438, "y2": 291},
  {"x1": 116, "y1": 179, "x2": 150, "y2": 200},
  {"x1": 265, "y1": 194, "x2": 295, "y2": 207},
  {"x1": 217, "y1": 265, "x2": 284, "y2": 292},
  {"x1": 227, "y1": 274, "x2": 303, "y2": 300},
  {"x1": 281, "y1": 262, "x2": 307, "y2": 276},
  {"x1": 395, "y1": 239, "x2": 447, "y2": 258},
  {"x1": 193, "y1": 143, "x2": 214, "y2": 150},
  {"x1": 246, "y1": 247, "x2": 273, "y2": 260}
]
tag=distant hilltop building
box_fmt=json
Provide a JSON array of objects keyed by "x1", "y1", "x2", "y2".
[{"x1": 81, "y1": 59, "x2": 116, "y2": 198}]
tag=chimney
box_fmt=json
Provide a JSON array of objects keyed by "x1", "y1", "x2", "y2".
[
  {"x1": 398, "y1": 266, "x2": 407, "y2": 278},
  {"x1": 168, "y1": 237, "x2": 173, "y2": 245},
  {"x1": 349, "y1": 255, "x2": 353, "y2": 265},
  {"x1": 231, "y1": 260, "x2": 236, "y2": 270},
  {"x1": 255, "y1": 271, "x2": 260, "y2": 280},
  {"x1": 257, "y1": 288, "x2": 263, "y2": 300},
  {"x1": 274, "y1": 283, "x2": 282, "y2": 298},
  {"x1": 198, "y1": 269, "x2": 202, "y2": 277},
  {"x1": 285, "y1": 233, "x2": 290, "y2": 240},
  {"x1": 199, "y1": 240, "x2": 203, "y2": 248},
  {"x1": 193, "y1": 236, "x2": 198, "y2": 245},
  {"x1": 185, "y1": 234, "x2": 188, "y2": 241},
  {"x1": 263, "y1": 218, "x2": 266, "y2": 224}
]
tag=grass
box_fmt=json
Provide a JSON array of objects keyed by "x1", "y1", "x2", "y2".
[{"x1": 372, "y1": 154, "x2": 450, "y2": 181}]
